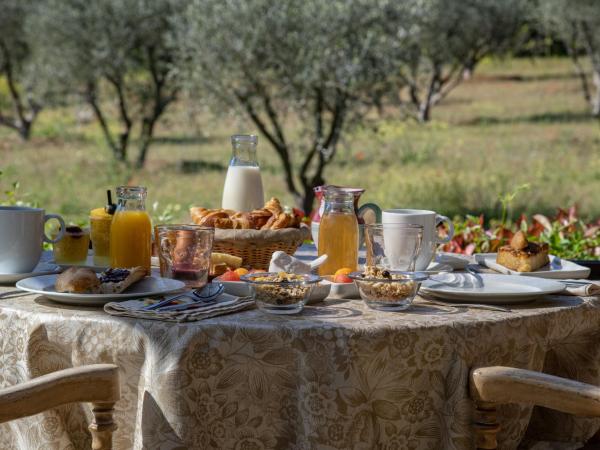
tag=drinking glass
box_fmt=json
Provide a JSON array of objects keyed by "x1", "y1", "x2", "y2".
[
  {"x1": 364, "y1": 224, "x2": 423, "y2": 271},
  {"x1": 156, "y1": 225, "x2": 214, "y2": 288},
  {"x1": 52, "y1": 226, "x2": 90, "y2": 265}
]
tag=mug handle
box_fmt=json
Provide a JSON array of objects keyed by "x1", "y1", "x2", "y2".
[
  {"x1": 43, "y1": 214, "x2": 66, "y2": 244},
  {"x1": 357, "y1": 203, "x2": 382, "y2": 224},
  {"x1": 435, "y1": 214, "x2": 454, "y2": 244}
]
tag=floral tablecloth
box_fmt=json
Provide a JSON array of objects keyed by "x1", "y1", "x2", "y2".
[{"x1": 0, "y1": 285, "x2": 600, "y2": 450}]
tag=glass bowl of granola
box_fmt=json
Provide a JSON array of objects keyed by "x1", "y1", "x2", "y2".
[
  {"x1": 241, "y1": 272, "x2": 321, "y2": 314},
  {"x1": 349, "y1": 266, "x2": 428, "y2": 311}
]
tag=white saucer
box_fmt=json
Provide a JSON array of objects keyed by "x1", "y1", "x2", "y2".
[
  {"x1": 16, "y1": 275, "x2": 185, "y2": 306},
  {"x1": 421, "y1": 274, "x2": 565, "y2": 304},
  {"x1": 215, "y1": 280, "x2": 335, "y2": 304},
  {"x1": 51, "y1": 254, "x2": 109, "y2": 273},
  {"x1": 0, "y1": 263, "x2": 62, "y2": 284},
  {"x1": 475, "y1": 253, "x2": 591, "y2": 280}
]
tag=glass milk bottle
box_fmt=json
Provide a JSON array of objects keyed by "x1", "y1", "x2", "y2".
[
  {"x1": 318, "y1": 187, "x2": 359, "y2": 275},
  {"x1": 110, "y1": 186, "x2": 152, "y2": 274},
  {"x1": 222, "y1": 134, "x2": 265, "y2": 211}
]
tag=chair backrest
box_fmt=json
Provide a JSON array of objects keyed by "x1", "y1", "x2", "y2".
[
  {"x1": 0, "y1": 364, "x2": 120, "y2": 450},
  {"x1": 469, "y1": 366, "x2": 600, "y2": 450}
]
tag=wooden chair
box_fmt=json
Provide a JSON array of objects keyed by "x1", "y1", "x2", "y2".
[
  {"x1": 470, "y1": 366, "x2": 600, "y2": 450},
  {"x1": 0, "y1": 364, "x2": 120, "y2": 450}
]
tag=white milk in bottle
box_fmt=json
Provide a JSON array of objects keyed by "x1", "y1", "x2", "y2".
[{"x1": 222, "y1": 135, "x2": 265, "y2": 211}]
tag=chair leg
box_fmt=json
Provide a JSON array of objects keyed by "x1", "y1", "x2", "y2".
[
  {"x1": 89, "y1": 402, "x2": 117, "y2": 450},
  {"x1": 474, "y1": 401, "x2": 500, "y2": 450}
]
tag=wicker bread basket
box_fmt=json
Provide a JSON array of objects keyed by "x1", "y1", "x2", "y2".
[{"x1": 212, "y1": 226, "x2": 310, "y2": 269}]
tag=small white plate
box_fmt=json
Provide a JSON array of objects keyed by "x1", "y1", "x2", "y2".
[
  {"x1": 0, "y1": 262, "x2": 62, "y2": 284},
  {"x1": 16, "y1": 275, "x2": 185, "y2": 306},
  {"x1": 422, "y1": 263, "x2": 454, "y2": 275},
  {"x1": 436, "y1": 252, "x2": 471, "y2": 270},
  {"x1": 421, "y1": 273, "x2": 565, "y2": 304},
  {"x1": 475, "y1": 253, "x2": 591, "y2": 280},
  {"x1": 327, "y1": 279, "x2": 360, "y2": 299},
  {"x1": 51, "y1": 254, "x2": 109, "y2": 273}
]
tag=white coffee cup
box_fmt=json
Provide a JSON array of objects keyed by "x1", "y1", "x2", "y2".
[
  {"x1": 0, "y1": 206, "x2": 65, "y2": 273},
  {"x1": 383, "y1": 209, "x2": 454, "y2": 271}
]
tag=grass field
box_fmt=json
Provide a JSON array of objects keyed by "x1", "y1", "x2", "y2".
[{"x1": 1, "y1": 57, "x2": 599, "y2": 225}]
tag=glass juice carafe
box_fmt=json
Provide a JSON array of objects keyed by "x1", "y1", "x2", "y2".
[
  {"x1": 318, "y1": 187, "x2": 359, "y2": 275},
  {"x1": 221, "y1": 134, "x2": 265, "y2": 211},
  {"x1": 110, "y1": 186, "x2": 152, "y2": 274}
]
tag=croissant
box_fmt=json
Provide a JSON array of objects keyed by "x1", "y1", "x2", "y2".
[
  {"x1": 264, "y1": 197, "x2": 283, "y2": 216},
  {"x1": 189, "y1": 197, "x2": 300, "y2": 230},
  {"x1": 198, "y1": 210, "x2": 229, "y2": 227},
  {"x1": 271, "y1": 213, "x2": 293, "y2": 229}
]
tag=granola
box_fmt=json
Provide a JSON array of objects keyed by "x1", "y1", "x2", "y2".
[
  {"x1": 355, "y1": 266, "x2": 417, "y2": 302},
  {"x1": 250, "y1": 272, "x2": 311, "y2": 305}
]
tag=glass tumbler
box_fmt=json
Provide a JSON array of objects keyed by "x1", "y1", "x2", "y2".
[
  {"x1": 52, "y1": 226, "x2": 90, "y2": 265},
  {"x1": 156, "y1": 225, "x2": 214, "y2": 288},
  {"x1": 364, "y1": 224, "x2": 423, "y2": 271}
]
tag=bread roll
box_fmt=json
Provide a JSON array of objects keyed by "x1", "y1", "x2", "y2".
[{"x1": 55, "y1": 267, "x2": 101, "y2": 293}]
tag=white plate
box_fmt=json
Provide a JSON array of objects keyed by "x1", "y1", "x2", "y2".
[
  {"x1": 475, "y1": 253, "x2": 591, "y2": 280},
  {"x1": 0, "y1": 262, "x2": 62, "y2": 284},
  {"x1": 215, "y1": 280, "x2": 333, "y2": 305},
  {"x1": 16, "y1": 275, "x2": 185, "y2": 306},
  {"x1": 421, "y1": 273, "x2": 565, "y2": 304}
]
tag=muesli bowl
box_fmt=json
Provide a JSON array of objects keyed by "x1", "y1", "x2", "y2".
[
  {"x1": 349, "y1": 267, "x2": 428, "y2": 311},
  {"x1": 241, "y1": 272, "x2": 321, "y2": 315}
]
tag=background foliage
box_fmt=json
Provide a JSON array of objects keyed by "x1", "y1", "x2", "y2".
[{"x1": 1, "y1": 0, "x2": 600, "y2": 258}]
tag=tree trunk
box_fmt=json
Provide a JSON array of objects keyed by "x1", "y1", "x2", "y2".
[
  {"x1": 0, "y1": 43, "x2": 40, "y2": 141},
  {"x1": 592, "y1": 69, "x2": 600, "y2": 118},
  {"x1": 136, "y1": 118, "x2": 156, "y2": 168},
  {"x1": 302, "y1": 187, "x2": 317, "y2": 218},
  {"x1": 85, "y1": 83, "x2": 127, "y2": 162},
  {"x1": 18, "y1": 120, "x2": 32, "y2": 140},
  {"x1": 418, "y1": 101, "x2": 431, "y2": 122}
]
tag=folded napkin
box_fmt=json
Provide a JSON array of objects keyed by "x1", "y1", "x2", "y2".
[
  {"x1": 563, "y1": 281, "x2": 600, "y2": 297},
  {"x1": 104, "y1": 293, "x2": 255, "y2": 322}
]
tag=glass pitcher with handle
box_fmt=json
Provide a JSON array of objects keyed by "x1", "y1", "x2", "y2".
[{"x1": 310, "y1": 185, "x2": 381, "y2": 249}]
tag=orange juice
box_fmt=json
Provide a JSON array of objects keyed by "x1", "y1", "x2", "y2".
[
  {"x1": 318, "y1": 212, "x2": 358, "y2": 276},
  {"x1": 110, "y1": 210, "x2": 152, "y2": 274}
]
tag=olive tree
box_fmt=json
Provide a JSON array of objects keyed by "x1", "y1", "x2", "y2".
[
  {"x1": 539, "y1": 0, "x2": 600, "y2": 117},
  {"x1": 30, "y1": 0, "x2": 180, "y2": 166},
  {"x1": 389, "y1": 0, "x2": 530, "y2": 122},
  {"x1": 176, "y1": 0, "x2": 402, "y2": 213},
  {"x1": 0, "y1": 0, "x2": 42, "y2": 139}
]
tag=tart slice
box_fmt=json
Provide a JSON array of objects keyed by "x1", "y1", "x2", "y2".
[
  {"x1": 496, "y1": 231, "x2": 549, "y2": 272},
  {"x1": 99, "y1": 267, "x2": 146, "y2": 294}
]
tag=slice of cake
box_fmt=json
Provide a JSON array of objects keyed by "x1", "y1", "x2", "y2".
[{"x1": 496, "y1": 231, "x2": 549, "y2": 272}]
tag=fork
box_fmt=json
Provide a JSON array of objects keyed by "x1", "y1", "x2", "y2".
[
  {"x1": 143, "y1": 283, "x2": 224, "y2": 311},
  {"x1": 417, "y1": 293, "x2": 512, "y2": 313}
]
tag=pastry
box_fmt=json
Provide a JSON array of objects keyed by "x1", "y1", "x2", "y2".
[
  {"x1": 496, "y1": 231, "x2": 549, "y2": 272},
  {"x1": 210, "y1": 252, "x2": 242, "y2": 277},
  {"x1": 55, "y1": 267, "x2": 101, "y2": 293},
  {"x1": 190, "y1": 198, "x2": 299, "y2": 230},
  {"x1": 98, "y1": 267, "x2": 146, "y2": 294}
]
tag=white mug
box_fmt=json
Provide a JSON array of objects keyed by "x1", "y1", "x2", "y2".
[
  {"x1": 383, "y1": 209, "x2": 454, "y2": 271},
  {"x1": 0, "y1": 207, "x2": 65, "y2": 273}
]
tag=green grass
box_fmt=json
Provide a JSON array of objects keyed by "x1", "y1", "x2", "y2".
[{"x1": 1, "y1": 57, "x2": 599, "y2": 225}]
